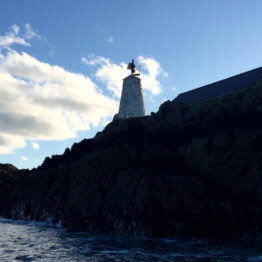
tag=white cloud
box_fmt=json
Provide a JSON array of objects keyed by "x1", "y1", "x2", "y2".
[
  {"x1": 0, "y1": 133, "x2": 26, "y2": 154},
  {"x1": 11, "y1": 25, "x2": 20, "y2": 35},
  {"x1": 81, "y1": 55, "x2": 167, "y2": 97},
  {"x1": 137, "y1": 56, "x2": 167, "y2": 95},
  {"x1": 21, "y1": 156, "x2": 28, "y2": 161},
  {"x1": 24, "y1": 23, "x2": 41, "y2": 40},
  {"x1": 0, "y1": 23, "x2": 45, "y2": 53},
  {"x1": 0, "y1": 23, "x2": 44, "y2": 51},
  {"x1": 82, "y1": 55, "x2": 128, "y2": 97},
  {"x1": 0, "y1": 24, "x2": 30, "y2": 49},
  {"x1": 81, "y1": 56, "x2": 109, "y2": 66},
  {"x1": 0, "y1": 50, "x2": 118, "y2": 154},
  {"x1": 107, "y1": 36, "x2": 114, "y2": 43},
  {"x1": 31, "y1": 142, "x2": 40, "y2": 150}
]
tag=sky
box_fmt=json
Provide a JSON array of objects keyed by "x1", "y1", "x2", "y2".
[{"x1": 1, "y1": 0, "x2": 262, "y2": 169}]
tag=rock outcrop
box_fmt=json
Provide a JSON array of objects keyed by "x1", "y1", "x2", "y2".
[{"x1": 0, "y1": 82, "x2": 261, "y2": 243}]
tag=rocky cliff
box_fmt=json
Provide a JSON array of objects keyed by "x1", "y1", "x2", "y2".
[{"x1": 0, "y1": 82, "x2": 261, "y2": 243}]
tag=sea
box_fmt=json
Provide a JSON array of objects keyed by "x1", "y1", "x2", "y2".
[{"x1": 0, "y1": 217, "x2": 261, "y2": 262}]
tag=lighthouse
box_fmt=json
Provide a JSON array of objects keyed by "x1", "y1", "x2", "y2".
[{"x1": 116, "y1": 59, "x2": 146, "y2": 119}]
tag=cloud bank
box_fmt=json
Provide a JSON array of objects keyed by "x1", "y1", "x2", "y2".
[{"x1": 0, "y1": 25, "x2": 118, "y2": 154}]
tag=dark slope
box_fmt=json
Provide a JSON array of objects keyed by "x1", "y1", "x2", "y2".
[{"x1": 1, "y1": 80, "x2": 262, "y2": 243}]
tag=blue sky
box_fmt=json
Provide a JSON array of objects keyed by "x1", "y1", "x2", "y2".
[{"x1": 1, "y1": 0, "x2": 262, "y2": 169}]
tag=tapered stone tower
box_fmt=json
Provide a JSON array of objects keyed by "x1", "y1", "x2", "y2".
[{"x1": 117, "y1": 59, "x2": 146, "y2": 119}]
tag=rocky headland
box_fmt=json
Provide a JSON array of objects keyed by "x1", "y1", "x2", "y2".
[{"x1": 0, "y1": 81, "x2": 261, "y2": 244}]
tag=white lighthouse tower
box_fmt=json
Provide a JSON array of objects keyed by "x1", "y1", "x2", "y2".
[{"x1": 116, "y1": 59, "x2": 146, "y2": 119}]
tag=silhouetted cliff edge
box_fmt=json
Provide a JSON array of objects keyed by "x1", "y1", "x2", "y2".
[{"x1": 0, "y1": 82, "x2": 261, "y2": 243}]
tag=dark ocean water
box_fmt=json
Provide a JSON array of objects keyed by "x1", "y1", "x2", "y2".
[{"x1": 0, "y1": 217, "x2": 261, "y2": 262}]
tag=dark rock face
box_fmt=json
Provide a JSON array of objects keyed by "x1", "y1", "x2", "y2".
[
  {"x1": 0, "y1": 164, "x2": 26, "y2": 217},
  {"x1": 0, "y1": 82, "x2": 262, "y2": 243}
]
